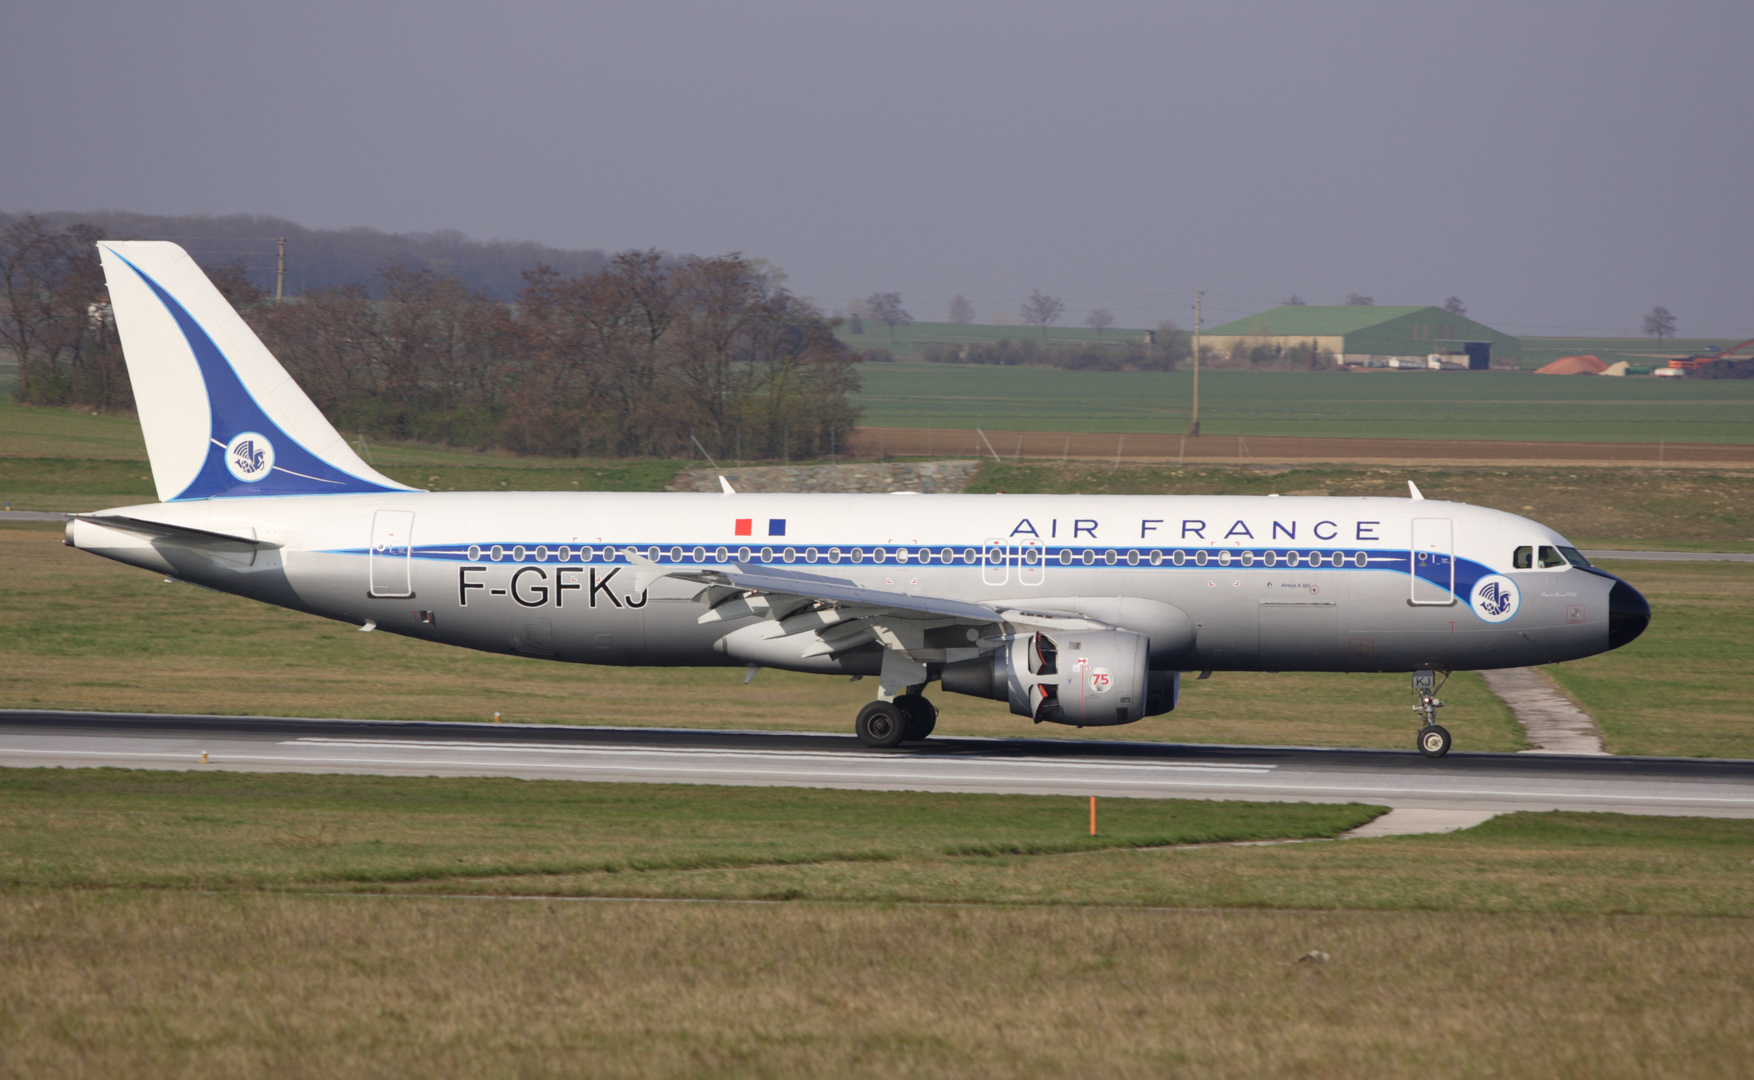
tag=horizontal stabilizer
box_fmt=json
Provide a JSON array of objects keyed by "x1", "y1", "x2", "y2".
[{"x1": 72, "y1": 514, "x2": 279, "y2": 549}]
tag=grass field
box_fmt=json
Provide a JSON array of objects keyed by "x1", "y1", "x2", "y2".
[
  {"x1": 836, "y1": 317, "x2": 1146, "y2": 357},
  {"x1": 1520, "y1": 335, "x2": 1748, "y2": 371},
  {"x1": 969, "y1": 461, "x2": 1754, "y2": 552},
  {"x1": 853, "y1": 363, "x2": 1754, "y2": 442},
  {"x1": 0, "y1": 520, "x2": 1528, "y2": 751},
  {"x1": 3, "y1": 771, "x2": 1753, "y2": 1077},
  {"x1": 834, "y1": 319, "x2": 1749, "y2": 373},
  {"x1": 5, "y1": 519, "x2": 1750, "y2": 756}
]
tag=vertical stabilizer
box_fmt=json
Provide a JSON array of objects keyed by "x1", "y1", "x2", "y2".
[{"x1": 97, "y1": 241, "x2": 413, "y2": 501}]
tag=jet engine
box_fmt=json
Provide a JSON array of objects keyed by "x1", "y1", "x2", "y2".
[{"x1": 941, "y1": 629, "x2": 1178, "y2": 726}]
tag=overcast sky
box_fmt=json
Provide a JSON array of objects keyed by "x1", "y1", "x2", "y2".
[{"x1": 6, "y1": 0, "x2": 1750, "y2": 335}]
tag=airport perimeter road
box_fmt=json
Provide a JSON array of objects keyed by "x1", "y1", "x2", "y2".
[{"x1": 3, "y1": 710, "x2": 1752, "y2": 818}]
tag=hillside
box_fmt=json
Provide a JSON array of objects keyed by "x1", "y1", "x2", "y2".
[{"x1": 0, "y1": 210, "x2": 609, "y2": 300}]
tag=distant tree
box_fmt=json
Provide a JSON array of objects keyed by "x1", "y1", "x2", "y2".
[
  {"x1": 1282, "y1": 295, "x2": 1306, "y2": 306},
  {"x1": 1019, "y1": 290, "x2": 1065, "y2": 338},
  {"x1": 1642, "y1": 306, "x2": 1677, "y2": 341},
  {"x1": 1344, "y1": 292, "x2": 1374, "y2": 306},
  {"x1": 202, "y1": 258, "x2": 268, "y2": 310},
  {"x1": 1443, "y1": 296, "x2": 1467, "y2": 316},
  {"x1": 1085, "y1": 307, "x2": 1115, "y2": 338},
  {"x1": 865, "y1": 291, "x2": 912, "y2": 342},
  {"x1": 948, "y1": 294, "x2": 975, "y2": 324},
  {"x1": 0, "y1": 216, "x2": 129, "y2": 411}
]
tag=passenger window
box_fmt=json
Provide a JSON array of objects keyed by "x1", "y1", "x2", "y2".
[
  {"x1": 1513, "y1": 546, "x2": 1532, "y2": 569},
  {"x1": 1539, "y1": 545, "x2": 1566, "y2": 568}
]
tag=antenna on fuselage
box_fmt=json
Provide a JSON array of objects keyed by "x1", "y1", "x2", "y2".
[
  {"x1": 691, "y1": 435, "x2": 736, "y2": 495},
  {"x1": 1408, "y1": 480, "x2": 1425, "y2": 500}
]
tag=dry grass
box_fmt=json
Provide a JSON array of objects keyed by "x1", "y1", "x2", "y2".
[
  {"x1": 0, "y1": 522, "x2": 1526, "y2": 751},
  {"x1": 2, "y1": 769, "x2": 1751, "y2": 1077},
  {"x1": 0, "y1": 770, "x2": 1379, "y2": 891},
  {"x1": 971, "y1": 461, "x2": 1754, "y2": 551},
  {"x1": 2, "y1": 892, "x2": 1750, "y2": 1079},
  {"x1": 1551, "y1": 559, "x2": 1754, "y2": 758},
  {"x1": 493, "y1": 811, "x2": 1754, "y2": 917}
]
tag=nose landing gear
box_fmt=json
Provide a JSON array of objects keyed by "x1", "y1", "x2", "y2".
[{"x1": 1413, "y1": 669, "x2": 1451, "y2": 758}]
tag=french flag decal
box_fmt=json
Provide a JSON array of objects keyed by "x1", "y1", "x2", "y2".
[{"x1": 733, "y1": 518, "x2": 786, "y2": 536}]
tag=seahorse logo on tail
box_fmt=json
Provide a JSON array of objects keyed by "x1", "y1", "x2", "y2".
[{"x1": 225, "y1": 432, "x2": 274, "y2": 483}]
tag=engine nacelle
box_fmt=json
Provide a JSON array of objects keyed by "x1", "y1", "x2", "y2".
[{"x1": 942, "y1": 629, "x2": 1178, "y2": 726}]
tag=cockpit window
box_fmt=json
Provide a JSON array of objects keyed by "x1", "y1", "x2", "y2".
[
  {"x1": 1538, "y1": 545, "x2": 1567, "y2": 568},
  {"x1": 1557, "y1": 546, "x2": 1592, "y2": 568},
  {"x1": 1513, "y1": 545, "x2": 1533, "y2": 569}
]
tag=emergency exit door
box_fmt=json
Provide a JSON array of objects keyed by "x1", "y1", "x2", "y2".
[
  {"x1": 369, "y1": 510, "x2": 415, "y2": 598},
  {"x1": 1409, "y1": 517, "x2": 1454, "y2": 605}
]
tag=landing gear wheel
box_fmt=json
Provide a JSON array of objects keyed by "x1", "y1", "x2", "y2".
[
  {"x1": 894, "y1": 694, "x2": 938, "y2": 741},
  {"x1": 1417, "y1": 724, "x2": 1452, "y2": 758},
  {"x1": 855, "y1": 701, "x2": 910, "y2": 748}
]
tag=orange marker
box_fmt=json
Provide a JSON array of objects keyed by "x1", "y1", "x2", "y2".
[{"x1": 1089, "y1": 795, "x2": 1097, "y2": 836}]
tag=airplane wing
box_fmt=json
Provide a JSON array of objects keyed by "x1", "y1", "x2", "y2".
[{"x1": 627, "y1": 551, "x2": 1107, "y2": 668}]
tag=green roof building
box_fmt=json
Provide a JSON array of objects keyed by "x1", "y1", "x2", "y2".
[{"x1": 1201, "y1": 306, "x2": 1522, "y2": 369}]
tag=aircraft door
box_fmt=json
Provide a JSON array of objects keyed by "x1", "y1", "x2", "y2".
[
  {"x1": 1409, "y1": 517, "x2": 1454, "y2": 605},
  {"x1": 982, "y1": 539, "x2": 1010, "y2": 587},
  {"x1": 369, "y1": 510, "x2": 415, "y2": 598},
  {"x1": 1018, "y1": 539, "x2": 1045, "y2": 586}
]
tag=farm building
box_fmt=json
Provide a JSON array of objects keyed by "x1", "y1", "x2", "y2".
[{"x1": 1201, "y1": 306, "x2": 1523, "y2": 369}]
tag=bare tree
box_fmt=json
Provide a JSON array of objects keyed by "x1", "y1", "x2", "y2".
[
  {"x1": 948, "y1": 294, "x2": 974, "y2": 324},
  {"x1": 1642, "y1": 306, "x2": 1677, "y2": 341},
  {"x1": 1282, "y1": 295, "x2": 1306, "y2": 306},
  {"x1": 1084, "y1": 308, "x2": 1115, "y2": 337},
  {"x1": 1020, "y1": 290, "x2": 1064, "y2": 338},
  {"x1": 865, "y1": 292, "x2": 912, "y2": 342},
  {"x1": 0, "y1": 216, "x2": 128, "y2": 410},
  {"x1": 1344, "y1": 292, "x2": 1374, "y2": 306},
  {"x1": 1443, "y1": 296, "x2": 1467, "y2": 316}
]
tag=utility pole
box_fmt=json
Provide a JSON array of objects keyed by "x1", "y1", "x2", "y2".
[
  {"x1": 275, "y1": 237, "x2": 286, "y2": 305},
  {"x1": 1185, "y1": 290, "x2": 1203, "y2": 436}
]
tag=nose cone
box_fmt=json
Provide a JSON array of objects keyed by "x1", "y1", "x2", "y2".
[{"x1": 1608, "y1": 578, "x2": 1651, "y2": 650}]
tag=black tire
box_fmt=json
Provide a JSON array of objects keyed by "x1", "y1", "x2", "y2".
[
  {"x1": 1417, "y1": 724, "x2": 1452, "y2": 758},
  {"x1": 895, "y1": 694, "x2": 938, "y2": 741},
  {"x1": 855, "y1": 701, "x2": 909, "y2": 748}
]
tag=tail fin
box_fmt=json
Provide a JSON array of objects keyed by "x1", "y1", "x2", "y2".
[{"x1": 97, "y1": 241, "x2": 414, "y2": 501}]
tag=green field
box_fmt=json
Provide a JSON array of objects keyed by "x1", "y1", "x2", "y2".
[
  {"x1": 2, "y1": 771, "x2": 1752, "y2": 1077},
  {"x1": 6, "y1": 519, "x2": 1751, "y2": 756},
  {"x1": 9, "y1": 362, "x2": 1754, "y2": 482},
  {"x1": 834, "y1": 320, "x2": 1750, "y2": 373},
  {"x1": 1519, "y1": 335, "x2": 1748, "y2": 371},
  {"x1": 837, "y1": 317, "x2": 1146, "y2": 357},
  {"x1": 853, "y1": 363, "x2": 1754, "y2": 442},
  {"x1": 969, "y1": 461, "x2": 1754, "y2": 552},
  {"x1": 0, "y1": 520, "x2": 1526, "y2": 751}
]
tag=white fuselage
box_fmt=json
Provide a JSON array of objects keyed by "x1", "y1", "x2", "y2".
[{"x1": 68, "y1": 490, "x2": 1621, "y2": 676}]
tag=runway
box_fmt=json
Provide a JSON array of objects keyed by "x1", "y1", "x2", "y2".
[{"x1": 3, "y1": 709, "x2": 1751, "y2": 818}]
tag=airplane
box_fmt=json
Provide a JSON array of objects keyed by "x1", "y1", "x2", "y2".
[{"x1": 65, "y1": 242, "x2": 1650, "y2": 758}]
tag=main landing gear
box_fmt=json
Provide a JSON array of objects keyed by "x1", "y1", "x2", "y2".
[
  {"x1": 1412, "y1": 668, "x2": 1451, "y2": 758},
  {"x1": 855, "y1": 693, "x2": 938, "y2": 748}
]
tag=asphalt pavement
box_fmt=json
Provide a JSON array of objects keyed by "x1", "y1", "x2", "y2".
[{"x1": 3, "y1": 709, "x2": 1750, "y2": 818}]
